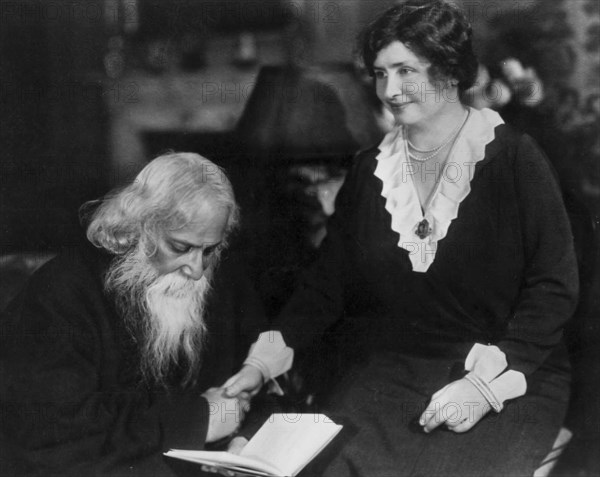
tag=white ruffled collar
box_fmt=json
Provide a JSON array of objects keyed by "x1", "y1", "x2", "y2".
[{"x1": 374, "y1": 107, "x2": 504, "y2": 272}]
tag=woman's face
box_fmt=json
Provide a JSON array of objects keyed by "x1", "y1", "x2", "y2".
[{"x1": 373, "y1": 41, "x2": 458, "y2": 128}]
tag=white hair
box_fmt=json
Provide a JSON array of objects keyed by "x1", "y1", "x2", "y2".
[
  {"x1": 84, "y1": 152, "x2": 239, "y2": 257},
  {"x1": 105, "y1": 244, "x2": 212, "y2": 386},
  {"x1": 85, "y1": 152, "x2": 239, "y2": 386}
]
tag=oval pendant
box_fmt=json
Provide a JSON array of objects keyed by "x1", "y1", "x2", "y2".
[{"x1": 415, "y1": 218, "x2": 432, "y2": 239}]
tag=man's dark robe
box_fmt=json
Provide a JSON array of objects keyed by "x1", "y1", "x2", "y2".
[{"x1": 0, "y1": 240, "x2": 265, "y2": 476}]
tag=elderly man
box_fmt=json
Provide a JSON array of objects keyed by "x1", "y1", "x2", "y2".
[{"x1": 0, "y1": 153, "x2": 291, "y2": 476}]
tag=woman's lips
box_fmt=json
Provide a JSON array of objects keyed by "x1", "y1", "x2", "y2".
[{"x1": 388, "y1": 101, "x2": 413, "y2": 112}]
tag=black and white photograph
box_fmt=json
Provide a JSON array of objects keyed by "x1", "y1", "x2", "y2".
[{"x1": 1, "y1": 0, "x2": 599, "y2": 476}]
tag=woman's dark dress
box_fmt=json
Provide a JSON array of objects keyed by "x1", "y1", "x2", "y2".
[{"x1": 274, "y1": 114, "x2": 579, "y2": 476}]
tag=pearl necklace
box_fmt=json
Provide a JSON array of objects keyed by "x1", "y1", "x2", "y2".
[
  {"x1": 407, "y1": 145, "x2": 446, "y2": 162},
  {"x1": 406, "y1": 110, "x2": 470, "y2": 162}
]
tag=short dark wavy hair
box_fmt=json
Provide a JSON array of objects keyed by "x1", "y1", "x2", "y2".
[{"x1": 358, "y1": 0, "x2": 478, "y2": 93}]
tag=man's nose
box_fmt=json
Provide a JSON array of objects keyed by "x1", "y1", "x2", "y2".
[{"x1": 181, "y1": 251, "x2": 205, "y2": 281}]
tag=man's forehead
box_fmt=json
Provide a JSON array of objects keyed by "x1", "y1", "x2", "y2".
[
  {"x1": 164, "y1": 208, "x2": 229, "y2": 242},
  {"x1": 173, "y1": 201, "x2": 228, "y2": 224}
]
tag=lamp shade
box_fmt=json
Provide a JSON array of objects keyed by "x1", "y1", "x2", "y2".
[{"x1": 236, "y1": 64, "x2": 383, "y2": 164}]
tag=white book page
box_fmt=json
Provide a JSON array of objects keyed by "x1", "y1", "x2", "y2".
[
  {"x1": 163, "y1": 450, "x2": 281, "y2": 476},
  {"x1": 240, "y1": 413, "x2": 342, "y2": 477}
]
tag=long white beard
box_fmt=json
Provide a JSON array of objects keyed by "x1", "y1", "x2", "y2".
[{"x1": 105, "y1": 246, "x2": 212, "y2": 386}]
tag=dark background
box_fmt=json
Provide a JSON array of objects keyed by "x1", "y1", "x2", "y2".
[{"x1": 1, "y1": 0, "x2": 598, "y2": 474}]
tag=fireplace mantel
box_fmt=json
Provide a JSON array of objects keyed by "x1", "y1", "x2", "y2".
[{"x1": 104, "y1": 65, "x2": 260, "y2": 186}]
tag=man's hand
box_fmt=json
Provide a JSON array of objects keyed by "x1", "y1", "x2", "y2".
[
  {"x1": 202, "y1": 387, "x2": 250, "y2": 443},
  {"x1": 200, "y1": 465, "x2": 254, "y2": 477},
  {"x1": 222, "y1": 365, "x2": 264, "y2": 398},
  {"x1": 419, "y1": 378, "x2": 492, "y2": 433},
  {"x1": 199, "y1": 437, "x2": 250, "y2": 476},
  {"x1": 227, "y1": 436, "x2": 249, "y2": 455}
]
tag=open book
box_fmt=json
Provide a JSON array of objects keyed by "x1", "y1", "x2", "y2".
[{"x1": 164, "y1": 413, "x2": 342, "y2": 477}]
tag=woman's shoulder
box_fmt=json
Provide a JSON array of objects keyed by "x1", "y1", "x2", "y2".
[
  {"x1": 479, "y1": 121, "x2": 560, "y2": 196},
  {"x1": 354, "y1": 143, "x2": 381, "y2": 166},
  {"x1": 327, "y1": 143, "x2": 383, "y2": 218},
  {"x1": 473, "y1": 121, "x2": 554, "y2": 187},
  {"x1": 486, "y1": 121, "x2": 546, "y2": 160},
  {"x1": 344, "y1": 143, "x2": 381, "y2": 180},
  {"x1": 483, "y1": 123, "x2": 521, "y2": 155}
]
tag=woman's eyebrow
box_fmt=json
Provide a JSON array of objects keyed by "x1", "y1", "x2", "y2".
[{"x1": 373, "y1": 61, "x2": 411, "y2": 69}]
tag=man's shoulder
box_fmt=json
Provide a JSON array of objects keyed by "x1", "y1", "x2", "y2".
[
  {"x1": 28, "y1": 241, "x2": 112, "y2": 299},
  {"x1": 1, "y1": 242, "x2": 118, "y2": 354}
]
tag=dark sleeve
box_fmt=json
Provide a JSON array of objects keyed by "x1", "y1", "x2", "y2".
[
  {"x1": 226, "y1": 250, "x2": 268, "y2": 365},
  {"x1": 272, "y1": 156, "x2": 364, "y2": 352},
  {"x1": 198, "y1": 248, "x2": 272, "y2": 442},
  {"x1": 0, "y1": 256, "x2": 208, "y2": 477},
  {"x1": 497, "y1": 134, "x2": 579, "y2": 375}
]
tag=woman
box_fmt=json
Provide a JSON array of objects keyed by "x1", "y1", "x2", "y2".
[{"x1": 226, "y1": 1, "x2": 578, "y2": 475}]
